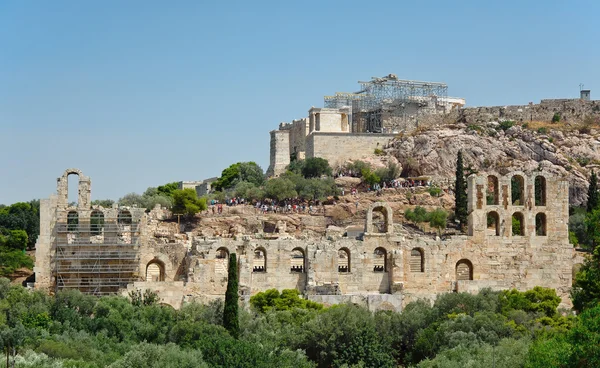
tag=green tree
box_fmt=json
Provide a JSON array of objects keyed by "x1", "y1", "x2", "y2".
[
  {"x1": 587, "y1": 171, "x2": 599, "y2": 213},
  {"x1": 213, "y1": 162, "x2": 264, "y2": 191},
  {"x1": 223, "y1": 253, "x2": 239, "y2": 339},
  {"x1": 265, "y1": 178, "x2": 297, "y2": 201},
  {"x1": 172, "y1": 189, "x2": 207, "y2": 217},
  {"x1": 301, "y1": 157, "x2": 332, "y2": 178},
  {"x1": 429, "y1": 209, "x2": 448, "y2": 235},
  {"x1": 238, "y1": 162, "x2": 265, "y2": 187},
  {"x1": 156, "y1": 182, "x2": 179, "y2": 197},
  {"x1": 572, "y1": 248, "x2": 600, "y2": 312},
  {"x1": 455, "y1": 150, "x2": 468, "y2": 230}
]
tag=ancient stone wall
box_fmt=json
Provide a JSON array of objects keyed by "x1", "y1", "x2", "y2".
[
  {"x1": 38, "y1": 169, "x2": 581, "y2": 312},
  {"x1": 305, "y1": 132, "x2": 396, "y2": 168},
  {"x1": 457, "y1": 99, "x2": 600, "y2": 125},
  {"x1": 266, "y1": 129, "x2": 290, "y2": 177}
]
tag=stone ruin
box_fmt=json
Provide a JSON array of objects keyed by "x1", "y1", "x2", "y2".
[{"x1": 34, "y1": 168, "x2": 585, "y2": 310}]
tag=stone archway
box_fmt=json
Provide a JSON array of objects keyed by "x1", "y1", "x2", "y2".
[{"x1": 366, "y1": 202, "x2": 393, "y2": 234}]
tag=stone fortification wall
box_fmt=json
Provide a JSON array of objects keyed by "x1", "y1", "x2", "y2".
[
  {"x1": 288, "y1": 118, "x2": 309, "y2": 159},
  {"x1": 305, "y1": 132, "x2": 396, "y2": 168},
  {"x1": 457, "y1": 99, "x2": 600, "y2": 125},
  {"x1": 266, "y1": 129, "x2": 290, "y2": 177}
]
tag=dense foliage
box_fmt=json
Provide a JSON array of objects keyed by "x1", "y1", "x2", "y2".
[
  {"x1": 404, "y1": 206, "x2": 448, "y2": 234},
  {"x1": 0, "y1": 201, "x2": 38, "y2": 276},
  {"x1": 0, "y1": 281, "x2": 590, "y2": 367},
  {"x1": 118, "y1": 181, "x2": 180, "y2": 210},
  {"x1": 212, "y1": 162, "x2": 265, "y2": 191}
]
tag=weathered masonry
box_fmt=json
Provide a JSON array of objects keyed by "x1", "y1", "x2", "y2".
[{"x1": 35, "y1": 169, "x2": 583, "y2": 311}]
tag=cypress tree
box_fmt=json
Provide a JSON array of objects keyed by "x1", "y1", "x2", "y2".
[
  {"x1": 455, "y1": 150, "x2": 468, "y2": 230},
  {"x1": 223, "y1": 253, "x2": 239, "y2": 339},
  {"x1": 587, "y1": 170, "x2": 599, "y2": 213}
]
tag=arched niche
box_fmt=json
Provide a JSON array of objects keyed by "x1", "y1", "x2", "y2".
[
  {"x1": 338, "y1": 247, "x2": 351, "y2": 273},
  {"x1": 535, "y1": 213, "x2": 547, "y2": 236},
  {"x1": 511, "y1": 175, "x2": 525, "y2": 205},
  {"x1": 373, "y1": 247, "x2": 387, "y2": 272},
  {"x1": 486, "y1": 175, "x2": 499, "y2": 205},
  {"x1": 512, "y1": 212, "x2": 525, "y2": 236},
  {"x1": 409, "y1": 248, "x2": 424, "y2": 272},
  {"x1": 535, "y1": 176, "x2": 546, "y2": 206},
  {"x1": 90, "y1": 210, "x2": 104, "y2": 236},
  {"x1": 253, "y1": 247, "x2": 266, "y2": 273},
  {"x1": 215, "y1": 247, "x2": 230, "y2": 274},
  {"x1": 487, "y1": 211, "x2": 500, "y2": 236},
  {"x1": 146, "y1": 258, "x2": 165, "y2": 282},
  {"x1": 456, "y1": 259, "x2": 473, "y2": 281},
  {"x1": 290, "y1": 248, "x2": 305, "y2": 273},
  {"x1": 67, "y1": 211, "x2": 79, "y2": 233},
  {"x1": 366, "y1": 202, "x2": 393, "y2": 234}
]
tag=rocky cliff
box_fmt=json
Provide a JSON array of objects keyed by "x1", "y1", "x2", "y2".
[{"x1": 389, "y1": 121, "x2": 600, "y2": 206}]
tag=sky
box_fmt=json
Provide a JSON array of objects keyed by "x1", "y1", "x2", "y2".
[{"x1": 1, "y1": 0, "x2": 598, "y2": 204}]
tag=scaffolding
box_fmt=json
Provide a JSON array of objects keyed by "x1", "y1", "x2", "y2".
[
  {"x1": 324, "y1": 92, "x2": 361, "y2": 109},
  {"x1": 52, "y1": 211, "x2": 141, "y2": 296},
  {"x1": 324, "y1": 74, "x2": 449, "y2": 133}
]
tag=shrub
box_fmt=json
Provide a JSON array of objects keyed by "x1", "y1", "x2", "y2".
[
  {"x1": 537, "y1": 127, "x2": 548, "y2": 134},
  {"x1": 498, "y1": 120, "x2": 515, "y2": 131},
  {"x1": 374, "y1": 148, "x2": 385, "y2": 155},
  {"x1": 301, "y1": 157, "x2": 332, "y2": 178},
  {"x1": 428, "y1": 186, "x2": 442, "y2": 197},
  {"x1": 552, "y1": 112, "x2": 561, "y2": 123}
]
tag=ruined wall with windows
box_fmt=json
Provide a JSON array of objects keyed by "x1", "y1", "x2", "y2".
[{"x1": 36, "y1": 169, "x2": 581, "y2": 310}]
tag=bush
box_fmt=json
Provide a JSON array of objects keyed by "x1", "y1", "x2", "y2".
[
  {"x1": 552, "y1": 113, "x2": 561, "y2": 123},
  {"x1": 374, "y1": 148, "x2": 384, "y2": 155},
  {"x1": 428, "y1": 186, "x2": 442, "y2": 197},
  {"x1": 301, "y1": 158, "x2": 332, "y2": 178},
  {"x1": 537, "y1": 127, "x2": 548, "y2": 134},
  {"x1": 250, "y1": 289, "x2": 323, "y2": 313},
  {"x1": 498, "y1": 121, "x2": 515, "y2": 131}
]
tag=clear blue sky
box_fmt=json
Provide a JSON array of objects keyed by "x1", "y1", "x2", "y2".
[{"x1": 1, "y1": 1, "x2": 598, "y2": 204}]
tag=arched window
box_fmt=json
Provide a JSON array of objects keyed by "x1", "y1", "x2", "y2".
[
  {"x1": 487, "y1": 175, "x2": 499, "y2": 205},
  {"x1": 512, "y1": 212, "x2": 525, "y2": 236},
  {"x1": 118, "y1": 210, "x2": 133, "y2": 244},
  {"x1": 535, "y1": 176, "x2": 546, "y2": 206},
  {"x1": 372, "y1": 211, "x2": 387, "y2": 233},
  {"x1": 290, "y1": 248, "x2": 305, "y2": 273},
  {"x1": 215, "y1": 247, "x2": 229, "y2": 274},
  {"x1": 409, "y1": 248, "x2": 424, "y2": 272},
  {"x1": 373, "y1": 247, "x2": 386, "y2": 272},
  {"x1": 118, "y1": 210, "x2": 132, "y2": 225},
  {"x1": 67, "y1": 211, "x2": 79, "y2": 232},
  {"x1": 367, "y1": 203, "x2": 393, "y2": 234},
  {"x1": 146, "y1": 259, "x2": 165, "y2": 282},
  {"x1": 253, "y1": 247, "x2": 266, "y2": 273},
  {"x1": 535, "y1": 213, "x2": 547, "y2": 236},
  {"x1": 456, "y1": 259, "x2": 473, "y2": 281},
  {"x1": 90, "y1": 210, "x2": 104, "y2": 236},
  {"x1": 487, "y1": 211, "x2": 500, "y2": 236},
  {"x1": 67, "y1": 173, "x2": 79, "y2": 207},
  {"x1": 338, "y1": 248, "x2": 350, "y2": 273},
  {"x1": 511, "y1": 175, "x2": 525, "y2": 205}
]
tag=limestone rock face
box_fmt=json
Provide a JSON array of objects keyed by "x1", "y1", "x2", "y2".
[{"x1": 390, "y1": 125, "x2": 596, "y2": 206}]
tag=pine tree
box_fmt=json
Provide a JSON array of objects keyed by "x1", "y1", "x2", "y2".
[
  {"x1": 587, "y1": 170, "x2": 599, "y2": 213},
  {"x1": 223, "y1": 253, "x2": 239, "y2": 339},
  {"x1": 455, "y1": 150, "x2": 468, "y2": 230}
]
